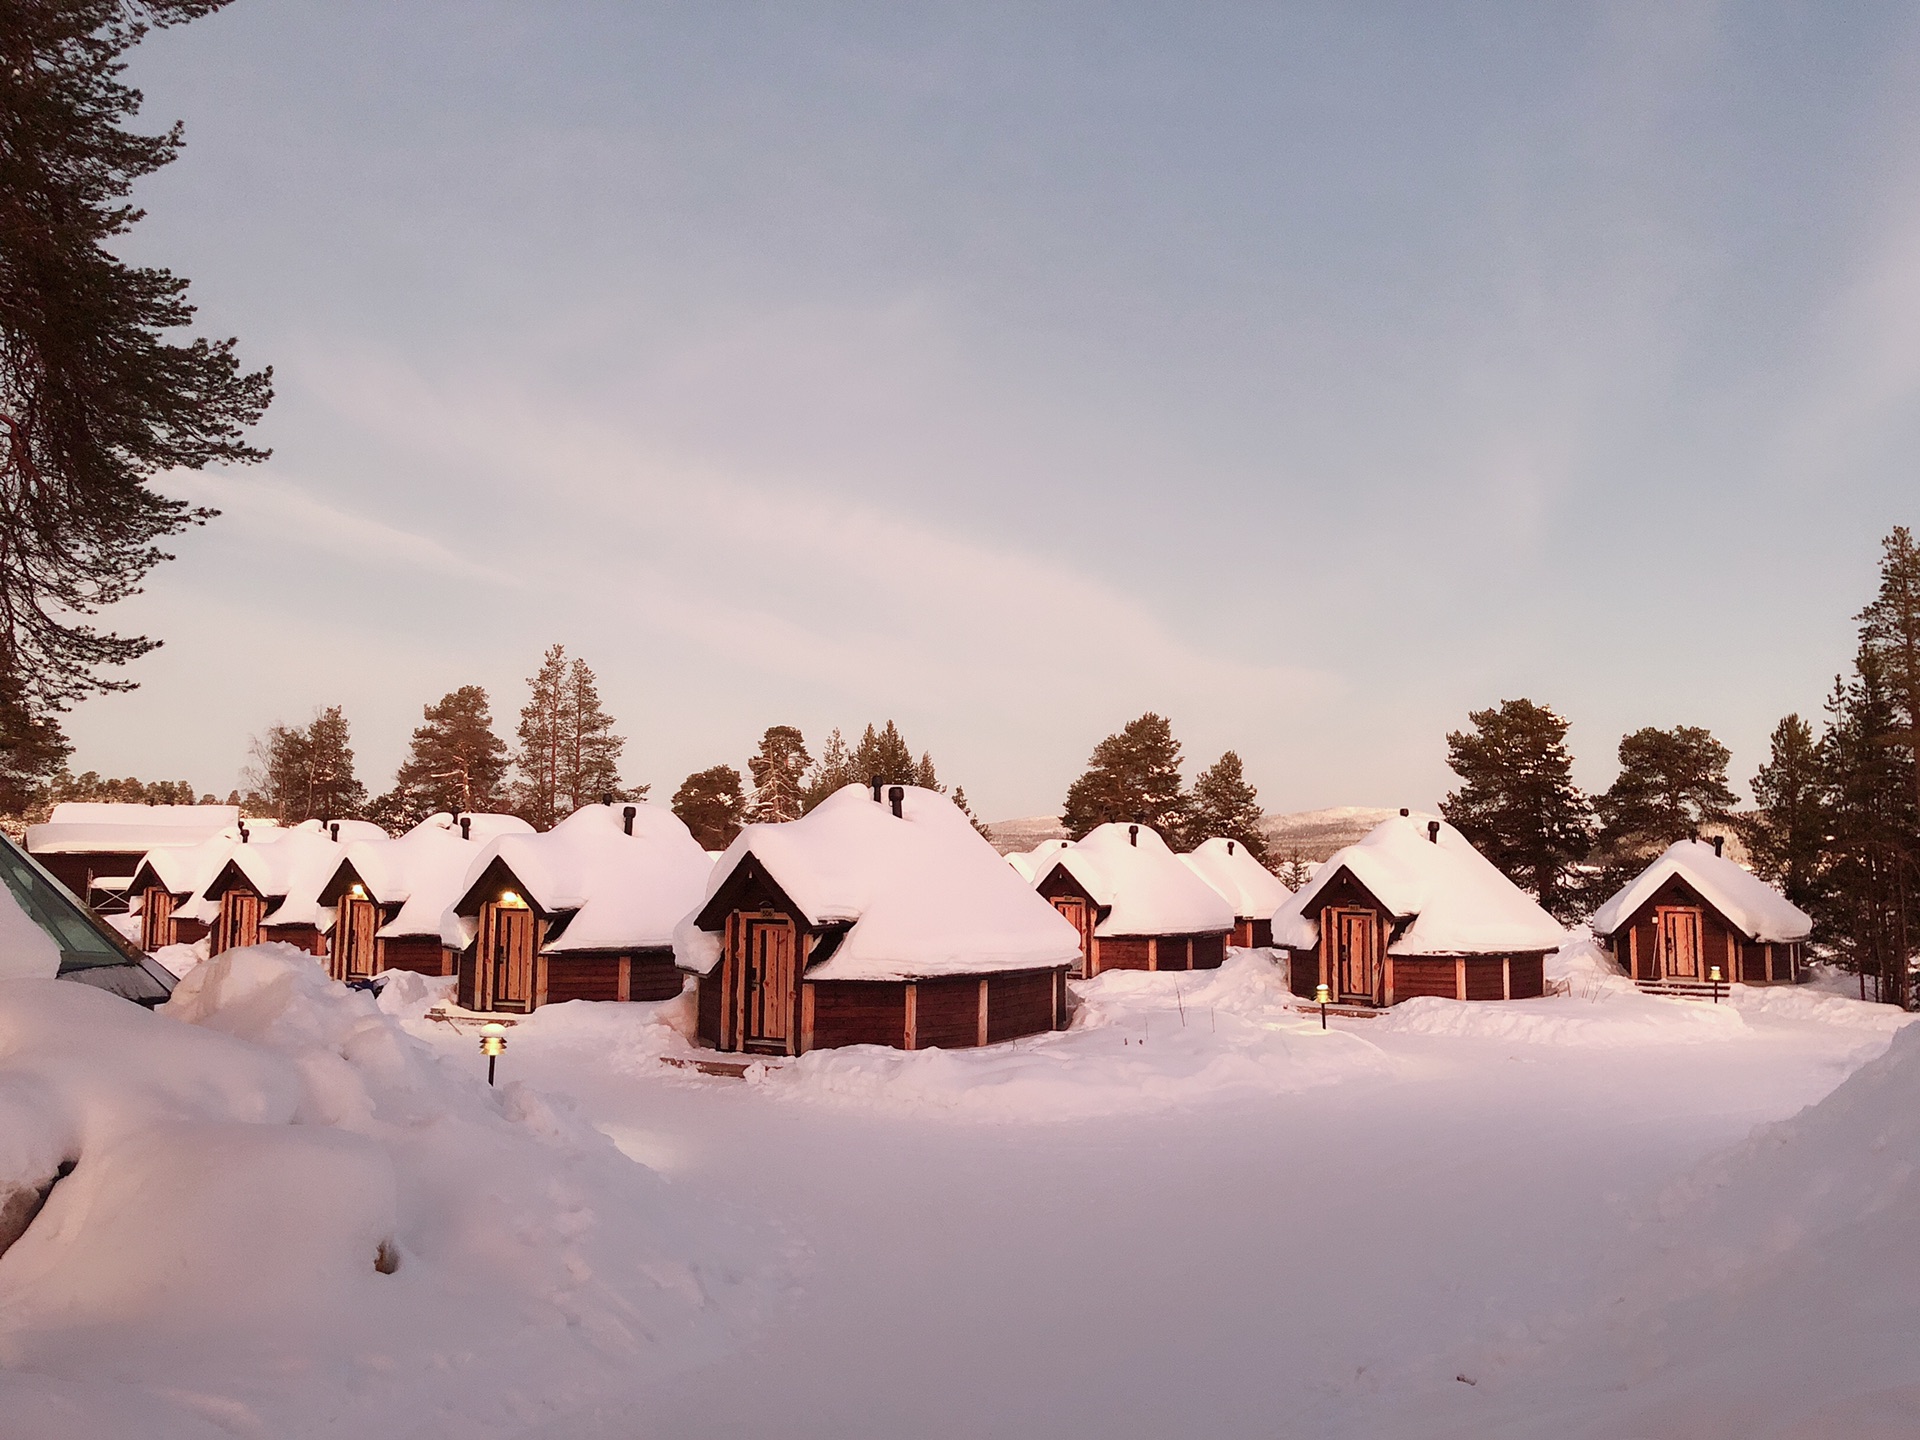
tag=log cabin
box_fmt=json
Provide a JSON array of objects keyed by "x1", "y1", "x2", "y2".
[
  {"x1": 1025, "y1": 822, "x2": 1236, "y2": 977},
  {"x1": 315, "y1": 812, "x2": 533, "y2": 982},
  {"x1": 26, "y1": 802, "x2": 240, "y2": 914},
  {"x1": 677, "y1": 782, "x2": 1081, "y2": 1055},
  {"x1": 1589, "y1": 838, "x2": 1811, "y2": 988},
  {"x1": 451, "y1": 802, "x2": 713, "y2": 1013},
  {"x1": 128, "y1": 833, "x2": 238, "y2": 952},
  {"x1": 1272, "y1": 811, "x2": 1567, "y2": 1006},
  {"x1": 1180, "y1": 837, "x2": 1292, "y2": 949},
  {"x1": 199, "y1": 822, "x2": 381, "y2": 959}
]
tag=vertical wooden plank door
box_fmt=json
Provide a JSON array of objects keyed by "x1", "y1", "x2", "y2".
[
  {"x1": 1049, "y1": 897, "x2": 1093, "y2": 976},
  {"x1": 214, "y1": 891, "x2": 265, "y2": 955},
  {"x1": 479, "y1": 903, "x2": 536, "y2": 1011},
  {"x1": 1331, "y1": 908, "x2": 1377, "y2": 1002},
  {"x1": 1659, "y1": 907, "x2": 1701, "y2": 979},
  {"x1": 743, "y1": 917, "x2": 797, "y2": 1052},
  {"x1": 334, "y1": 896, "x2": 379, "y2": 982},
  {"x1": 140, "y1": 889, "x2": 174, "y2": 953}
]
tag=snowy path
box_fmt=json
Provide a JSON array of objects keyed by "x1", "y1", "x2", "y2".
[{"x1": 412, "y1": 982, "x2": 1898, "y2": 1440}]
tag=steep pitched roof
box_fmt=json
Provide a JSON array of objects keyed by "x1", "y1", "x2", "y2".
[
  {"x1": 1589, "y1": 839, "x2": 1812, "y2": 943},
  {"x1": 679, "y1": 784, "x2": 1081, "y2": 982},
  {"x1": 1032, "y1": 823, "x2": 1237, "y2": 937},
  {"x1": 1179, "y1": 837, "x2": 1293, "y2": 920},
  {"x1": 1271, "y1": 812, "x2": 1567, "y2": 957},
  {"x1": 321, "y1": 813, "x2": 533, "y2": 946}
]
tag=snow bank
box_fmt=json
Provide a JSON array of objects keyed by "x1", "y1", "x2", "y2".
[
  {"x1": 1589, "y1": 837, "x2": 1812, "y2": 942},
  {"x1": 1373, "y1": 991, "x2": 1751, "y2": 1046},
  {"x1": 684, "y1": 785, "x2": 1081, "y2": 981},
  {"x1": 1272, "y1": 811, "x2": 1568, "y2": 956},
  {"x1": 751, "y1": 951, "x2": 1389, "y2": 1119},
  {"x1": 0, "y1": 947, "x2": 775, "y2": 1437}
]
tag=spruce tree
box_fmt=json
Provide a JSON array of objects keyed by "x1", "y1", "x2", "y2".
[
  {"x1": 1596, "y1": 725, "x2": 1737, "y2": 862},
  {"x1": 246, "y1": 705, "x2": 365, "y2": 822},
  {"x1": 1187, "y1": 751, "x2": 1269, "y2": 862},
  {"x1": 0, "y1": 1, "x2": 271, "y2": 751},
  {"x1": 950, "y1": 785, "x2": 993, "y2": 841},
  {"x1": 0, "y1": 694, "x2": 70, "y2": 815},
  {"x1": 747, "y1": 725, "x2": 811, "y2": 822},
  {"x1": 802, "y1": 728, "x2": 855, "y2": 812},
  {"x1": 1440, "y1": 699, "x2": 1593, "y2": 916},
  {"x1": 512, "y1": 645, "x2": 570, "y2": 828},
  {"x1": 1060, "y1": 713, "x2": 1189, "y2": 843},
  {"x1": 672, "y1": 765, "x2": 746, "y2": 849},
  {"x1": 1855, "y1": 526, "x2": 1920, "y2": 821},
  {"x1": 1745, "y1": 714, "x2": 1828, "y2": 912},
  {"x1": 851, "y1": 721, "x2": 916, "y2": 787},
  {"x1": 557, "y1": 656, "x2": 630, "y2": 813},
  {"x1": 385, "y1": 685, "x2": 510, "y2": 825}
]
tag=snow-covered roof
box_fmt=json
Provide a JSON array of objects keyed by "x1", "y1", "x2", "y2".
[
  {"x1": 26, "y1": 803, "x2": 240, "y2": 856},
  {"x1": 455, "y1": 803, "x2": 713, "y2": 954},
  {"x1": 1005, "y1": 838, "x2": 1073, "y2": 882},
  {"x1": 678, "y1": 784, "x2": 1081, "y2": 982},
  {"x1": 1179, "y1": 838, "x2": 1293, "y2": 920},
  {"x1": 1031, "y1": 823, "x2": 1237, "y2": 938},
  {"x1": 326, "y1": 813, "x2": 533, "y2": 946},
  {"x1": 213, "y1": 829, "x2": 355, "y2": 932},
  {"x1": 1271, "y1": 812, "x2": 1568, "y2": 957},
  {"x1": 1589, "y1": 839, "x2": 1813, "y2": 944}
]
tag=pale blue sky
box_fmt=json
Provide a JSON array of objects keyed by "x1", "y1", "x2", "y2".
[{"x1": 68, "y1": 0, "x2": 1920, "y2": 819}]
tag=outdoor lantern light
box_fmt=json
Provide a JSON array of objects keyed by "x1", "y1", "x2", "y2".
[
  {"x1": 499, "y1": 890, "x2": 525, "y2": 909},
  {"x1": 1708, "y1": 965, "x2": 1723, "y2": 1005},
  {"x1": 350, "y1": 883, "x2": 366, "y2": 899},
  {"x1": 479, "y1": 1022, "x2": 508, "y2": 1085},
  {"x1": 1314, "y1": 982, "x2": 1331, "y2": 1029}
]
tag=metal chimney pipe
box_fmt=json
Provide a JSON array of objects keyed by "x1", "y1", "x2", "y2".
[
  {"x1": 601, "y1": 791, "x2": 613, "y2": 807},
  {"x1": 870, "y1": 776, "x2": 884, "y2": 803},
  {"x1": 239, "y1": 822, "x2": 249, "y2": 844},
  {"x1": 329, "y1": 822, "x2": 339, "y2": 842},
  {"x1": 1128, "y1": 825, "x2": 1139, "y2": 847},
  {"x1": 1226, "y1": 840, "x2": 1235, "y2": 855},
  {"x1": 459, "y1": 816, "x2": 471, "y2": 841},
  {"x1": 1427, "y1": 821, "x2": 1440, "y2": 844},
  {"x1": 888, "y1": 786, "x2": 905, "y2": 818},
  {"x1": 1400, "y1": 808, "x2": 1410, "y2": 818},
  {"x1": 1712, "y1": 835, "x2": 1724, "y2": 858},
  {"x1": 623, "y1": 805, "x2": 637, "y2": 836}
]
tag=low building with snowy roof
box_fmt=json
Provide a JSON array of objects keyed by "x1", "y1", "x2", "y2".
[
  {"x1": 450, "y1": 802, "x2": 713, "y2": 1013},
  {"x1": 676, "y1": 782, "x2": 1081, "y2": 1055},
  {"x1": 25, "y1": 802, "x2": 240, "y2": 913},
  {"x1": 1180, "y1": 837, "x2": 1292, "y2": 949},
  {"x1": 316, "y1": 813, "x2": 533, "y2": 982},
  {"x1": 1004, "y1": 838, "x2": 1072, "y2": 883},
  {"x1": 1021, "y1": 822, "x2": 1236, "y2": 977},
  {"x1": 198, "y1": 821, "x2": 386, "y2": 959},
  {"x1": 1589, "y1": 837, "x2": 1810, "y2": 989},
  {"x1": 128, "y1": 831, "x2": 239, "y2": 951},
  {"x1": 1271, "y1": 811, "x2": 1568, "y2": 1006}
]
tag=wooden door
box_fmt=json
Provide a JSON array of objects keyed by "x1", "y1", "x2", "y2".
[
  {"x1": 741, "y1": 917, "x2": 797, "y2": 1052},
  {"x1": 1329, "y1": 907, "x2": 1378, "y2": 1002},
  {"x1": 334, "y1": 896, "x2": 379, "y2": 982},
  {"x1": 140, "y1": 888, "x2": 174, "y2": 953},
  {"x1": 1659, "y1": 907, "x2": 1702, "y2": 979},
  {"x1": 213, "y1": 891, "x2": 264, "y2": 955},
  {"x1": 479, "y1": 902, "x2": 536, "y2": 1011},
  {"x1": 1050, "y1": 897, "x2": 1093, "y2": 976}
]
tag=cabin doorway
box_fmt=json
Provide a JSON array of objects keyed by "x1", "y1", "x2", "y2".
[
  {"x1": 740, "y1": 916, "x2": 797, "y2": 1052},
  {"x1": 1049, "y1": 897, "x2": 1093, "y2": 976},
  {"x1": 1658, "y1": 907, "x2": 1702, "y2": 980},
  {"x1": 212, "y1": 891, "x2": 265, "y2": 955},
  {"x1": 1328, "y1": 907, "x2": 1378, "y2": 1002},
  {"x1": 335, "y1": 896, "x2": 380, "y2": 982},
  {"x1": 140, "y1": 888, "x2": 175, "y2": 953},
  {"x1": 478, "y1": 902, "x2": 536, "y2": 1011}
]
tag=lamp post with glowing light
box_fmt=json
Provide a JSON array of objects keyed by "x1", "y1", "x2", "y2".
[
  {"x1": 480, "y1": 1022, "x2": 508, "y2": 1085},
  {"x1": 1708, "y1": 965, "x2": 1723, "y2": 1005},
  {"x1": 1314, "y1": 982, "x2": 1331, "y2": 1029}
]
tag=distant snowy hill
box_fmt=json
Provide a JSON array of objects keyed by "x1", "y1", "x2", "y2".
[{"x1": 988, "y1": 805, "x2": 1397, "y2": 862}]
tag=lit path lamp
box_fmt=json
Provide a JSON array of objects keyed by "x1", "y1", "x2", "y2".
[
  {"x1": 1314, "y1": 983, "x2": 1331, "y2": 1029},
  {"x1": 1708, "y1": 965, "x2": 1723, "y2": 1005},
  {"x1": 480, "y1": 1022, "x2": 508, "y2": 1085}
]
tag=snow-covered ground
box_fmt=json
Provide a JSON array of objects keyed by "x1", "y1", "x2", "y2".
[{"x1": 2, "y1": 944, "x2": 1915, "y2": 1437}]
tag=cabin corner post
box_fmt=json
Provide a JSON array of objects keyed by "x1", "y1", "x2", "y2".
[
  {"x1": 903, "y1": 983, "x2": 919, "y2": 1050},
  {"x1": 799, "y1": 981, "x2": 815, "y2": 1054},
  {"x1": 1502, "y1": 957, "x2": 1512, "y2": 1000},
  {"x1": 1383, "y1": 955, "x2": 1395, "y2": 1007},
  {"x1": 976, "y1": 979, "x2": 989, "y2": 1046},
  {"x1": 1454, "y1": 956, "x2": 1467, "y2": 1002}
]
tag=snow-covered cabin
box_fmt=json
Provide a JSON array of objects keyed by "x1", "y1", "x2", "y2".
[
  {"x1": 25, "y1": 802, "x2": 238, "y2": 912},
  {"x1": 450, "y1": 802, "x2": 713, "y2": 1013},
  {"x1": 127, "y1": 830, "x2": 239, "y2": 951},
  {"x1": 1589, "y1": 838, "x2": 1810, "y2": 988},
  {"x1": 676, "y1": 783, "x2": 1081, "y2": 1055},
  {"x1": 1271, "y1": 811, "x2": 1568, "y2": 1006},
  {"x1": 1025, "y1": 822, "x2": 1237, "y2": 976},
  {"x1": 315, "y1": 812, "x2": 533, "y2": 982},
  {"x1": 1004, "y1": 838, "x2": 1073, "y2": 882},
  {"x1": 1180, "y1": 837, "x2": 1293, "y2": 949},
  {"x1": 199, "y1": 821, "x2": 387, "y2": 958}
]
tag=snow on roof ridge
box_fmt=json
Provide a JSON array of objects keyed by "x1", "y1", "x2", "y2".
[
  {"x1": 682, "y1": 784, "x2": 1080, "y2": 981},
  {"x1": 1271, "y1": 811, "x2": 1567, "y2": 956},
  {"x1": 1031, "y1": 822, "x2": 1237, "y2": 937},
  {"x1": 1180, "y1": 837, "x2": 1293, "y2": 918},
  {"x1": 1589, "y1": 838, "x2": 1812, "y2": 943}
]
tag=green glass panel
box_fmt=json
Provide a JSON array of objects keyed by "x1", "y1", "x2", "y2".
[{"x1": 0, "y1": 832, "x2": 131, "y2": 970}]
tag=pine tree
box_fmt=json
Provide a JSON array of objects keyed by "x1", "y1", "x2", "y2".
[
  {"x1": 512, "y1": 645, "x2": 570, "y2": 828},
  {"x1": 802, "y1": 728, "x2": 856, "y2": 812},
  {"x1": 0, "y1": 1, "x2": 271, "y2": 734},
  {"x1": 384, "y1": 685, "x2": 509, "y2": 826},
  {"x1": 1596, "y1": 725, "x2": 1737, "y2": 863},
  {"x1": 950, "y1": 785, "x2": 992, "y2": 841},
  {"x1": 1440, "y1": 699, "x2": 1593, "y2": 916},
  {"x1": 851, "y1": 722, "x2": 917, "y2": 787},
  {"x1": 1187, "y1": 751, "x2": 1269, "y2": 863},
  {"x1": 557, "y1": 657, "x2": 629, "y2": 814},
  {"x1": 672, "y1": 765, "x2": 746, "y2": 850},
  {"x1": 0, "y1": 692, "x2": 71, "y2": 815},
  {"x1": 1277, "y1": 850, "x2": 1315, "y2": 890},
  {"x1": 1856, "y1": 526, "x2": 1920, "y2": 822},
  {"x1": 245, "y1": 705, "x2": 365, "y2": 822},
  {"x1": 747, "y1": 725, "x2": 811, "y2": 822},
  {"x1": 1744, "y1": 714, "x2": 1828, "y2": 912},
  {"x1": 1060, "y1": 713, "x2": 1189, "y2": 843}
]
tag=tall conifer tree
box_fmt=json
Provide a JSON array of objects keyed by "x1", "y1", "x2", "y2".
[
  {"x1": 384, "y1": 685, "x2": 509, "y2": 825},
  {"x1": 1187, "y1": 751, "x2": 1269, "y2": 862},
  {"x1": 672, "y1": 765, "x2": 745, "y2": 849},
  {"x1": 1060, "y1": 713, "x2": 1189, "y2": 843},
  {"x1": 747, "y1": 725, "x2": 811, "y2": 822},
  {"x1": 1440, "y1": 699, "x2": 1592, "y2": 916},
  {"x1": 1745, "y1": 714, "x2": 1828, "y2": 912},
  {"x1": 1596, "y1": 725, "x2": 1736, "y2": 862},
  {"x1": 245, "y1": 705, "x2": 364, "y2": 822}
]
